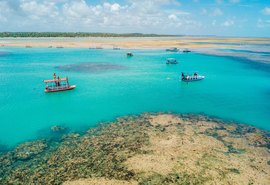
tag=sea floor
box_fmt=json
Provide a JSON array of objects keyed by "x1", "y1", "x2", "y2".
[{"x1": 0, "y1": 113, "x2": 269, "y2": 184}]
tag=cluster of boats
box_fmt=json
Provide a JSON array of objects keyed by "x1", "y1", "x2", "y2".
[
  {"x1": 166, "y1": 57, "x2": 205, "y2": 82},
  {"x1": 43, "y1": 50, "x2": 203, "y2": 92},
  {"x1": 166, "y1": 47, "x2": 191, "y2": 53}
]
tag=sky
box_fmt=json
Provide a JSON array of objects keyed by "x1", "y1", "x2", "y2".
[{"x1": 0, "y1": 0, "x2": 269, "y2": 37}]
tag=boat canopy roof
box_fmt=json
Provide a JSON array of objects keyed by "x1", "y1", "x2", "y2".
[
  {"x1": 44, "y1": 77, "x2": 68, "y2": 83},
  {"x1": 167, "y1": 58, "x2": 176, "y2": 60}
]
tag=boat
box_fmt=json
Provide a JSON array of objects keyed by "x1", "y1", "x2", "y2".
[
  {"x1": 127, "y1": 52, "x2": 133, "y2": 57},
  {"x1": 181, "y1": 72, "x2": 204, "y2": 82},
  {"x1": 43, "y1": 75, "x2": 76, "y2": 93},
  {"x1": 166, "y1": 58, "x2": 178, "y2": 64},
  {"x1": 183, "y1": 48, "x2": 191, "y2": 53},
  {"x1": 113, "y1": 46, "x2": 120, "y2": 50},
  {"x1": 166, "y1": 47, "x2": 179, "y2": 52}
]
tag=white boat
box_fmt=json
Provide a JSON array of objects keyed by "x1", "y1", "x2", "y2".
[
  {"x1": 166, "y1": 58, "x2": 178, "y2": 64},
  {"x1": 181, "y1": 72, "x2": 204, "y2": 82}
]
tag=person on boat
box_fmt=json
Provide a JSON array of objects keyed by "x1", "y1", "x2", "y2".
[
  {"x1": 66, "y1": 76, "x2": 70, "y2": 87},
  {"x1": 181, "y1": 72, "x2": 186, "y2": 80},
  {"x1": 53, "y1": 73, "x2": 58, "y2": 86},
  {"x1": 57, "y1": 76, "x2": 61, "y2": 86},
  {"x1": 194, "y1": 72, "x2": 198, "y2": 79}
]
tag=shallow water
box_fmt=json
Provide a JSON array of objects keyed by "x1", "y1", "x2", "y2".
[{"x1": 0, "y1": 47, "x2": 270, "y2": 147}]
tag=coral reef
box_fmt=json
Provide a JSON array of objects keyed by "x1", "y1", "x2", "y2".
[
  {"x1": 0, "y1": 113, "x2": 269, "y2": 185},
  {"x1": 51, "y1": 125, "x2": 66, "y2": 133},
  {"x1": 14, "y1": 140, "x2": 47, "y2": 160}
]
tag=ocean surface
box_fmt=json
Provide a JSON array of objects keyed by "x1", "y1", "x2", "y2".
[{"x1": 0, "y1": 47, "x2": 270, "y2": 147}]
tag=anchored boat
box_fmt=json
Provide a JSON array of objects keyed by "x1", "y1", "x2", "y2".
[
  {"x1": 43, "y1": 74, "x2": 76, "y2": 93},
  {"x1": 166, "y1": 58, "x2": 178, "y2": 64},
  {"x1": 127, "y1": 52, "x2": 133, "y2": 57},
  {"x1": 183, "y1": 48, "x2": 191, "y2": 53},
  {"x1": 166, "y1": 47, "x2": 179, "y2": 52},
  {"x1": 181, "y1": 72, "x2": 205, "y2": 82}
]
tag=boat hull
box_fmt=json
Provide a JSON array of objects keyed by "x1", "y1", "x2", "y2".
[
  {"x1": 181, "y1": 76, "x2": 205, "y2": 82},
  {"x1": 45, "y1": 85, "x2": 76, "y2": 93},
  {"x1": 166, "y1": 62, "x2": 178, "y2": 64}
]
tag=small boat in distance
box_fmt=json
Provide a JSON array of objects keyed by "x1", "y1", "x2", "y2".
[
  {"x1": 181, "y1": 72, "x2": 205, "y2": 82},
  {"x1": 166, "y1": 47, "x2": 179, "y2": 52},
  {"x1": 183, "y1": 48, "x2": 191, "y2": 53},
  {"x1": 113, "y1": 46, "x2": 120, "y2": 50},
  {"x1": 166, "y1": 58, "x2": 178, "y2": 64},
  {"x1": 127, "y1": 52, "x2": 133, "y2": 57},
  {"x1": 43, "y1": 74, "x2": 76, "y2": 93}
]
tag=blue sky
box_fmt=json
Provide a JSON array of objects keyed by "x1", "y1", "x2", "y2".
[{"x1": 0, "y1": 0, "x2": 269, "y2": 37}]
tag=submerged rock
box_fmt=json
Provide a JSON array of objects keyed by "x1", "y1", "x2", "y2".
[
  {"x1": 51, "y1": 125, "x2": 66, "y2": 133},
  {"x1": 0, "y1": 113, "x2": 269, "y2": 185},
  {"x1": 57, "y1": 62, "x2": 128, "y2": 73},
  {"x1": 14, "y1": 140, "x2": 47, "y2": 160}
]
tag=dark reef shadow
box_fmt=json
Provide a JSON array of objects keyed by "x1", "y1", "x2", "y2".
[
  {"x1": 0, "y1": 51, "x2": 12, "y2": 57},
  {"x1": 56, "y1": 62, "x2": 128, "y2": 73}
]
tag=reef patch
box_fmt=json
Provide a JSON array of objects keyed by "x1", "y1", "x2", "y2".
[
  {"x1": 57, "y1": 62, "x2": 128, "y2": 73},
  {"x1": 0, "y1": 113, "x2": 269, "y2": 185}
]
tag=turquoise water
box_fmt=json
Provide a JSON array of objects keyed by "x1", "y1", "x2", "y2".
[{"x1": 0, "y1": 47, "x2": 270, "y2": 147}]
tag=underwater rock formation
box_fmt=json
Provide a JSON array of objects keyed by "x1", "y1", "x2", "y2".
[
  {"x1": 57, "y1": 62, "x2": 128, "y2": 73},
  {"x1": 14, "y1": 140, "x2": 47, "y2": 160},
  {"x1": 51, "y1": 125, "x2": 66, "y2": 133},
  {"x1": 0, "y1": 113, "x2": 269, "y2": 185}
]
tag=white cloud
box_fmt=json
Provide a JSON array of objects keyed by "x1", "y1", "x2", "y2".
[
  {"x1": 221, "y1": 20, "x2": 234, "y2": 27},
  {"x1": 0, "y1": 0, "x2": 231, "y2": 34},
  {"x1": 201, "y1": 8, "x2": 207, "y2": 15},
  {"x1": 257, "y1": 18, "x2": 270, "y2": 28},
  {"x1": 168, "y1": 14, "x2": 178, "y2": 21},
  {"x1": 20, "y1": 0, "x2": 58, "y2": 19},
  {"x1": 212, "y1": 8, "x2": 223, "y2": 16},
  {"x1": 110, "y1": 3, "x2": 121, "y2": 12},
  {"x1": 229, "y1": 0, "x2": 240, "y2": 4},
  {"x1": 262, "y1": 7, "x2": 270, "y2": 15},
  {"x1": 216, "y1": 0, "x2": 223, "y2": 4}
]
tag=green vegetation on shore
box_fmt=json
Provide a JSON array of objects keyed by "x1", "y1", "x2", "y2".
[{"x1": 0, "y1": 32, "x2": 178, "y2": 38}]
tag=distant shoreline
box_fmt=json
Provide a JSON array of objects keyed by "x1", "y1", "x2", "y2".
[
  {"x1": 1, "y1": 36, "x2": 270, "y2": 64},
  {"x1": 0, "y1": 32, "x2": 180, "y2": 38},
  {"x1": 1, "y1": 36, "x2": 269, "y2": 48}
]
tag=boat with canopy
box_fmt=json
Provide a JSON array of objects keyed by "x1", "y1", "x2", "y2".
[{"x1": 43, "y1": 74, "x2": 76, "y2": 93}]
